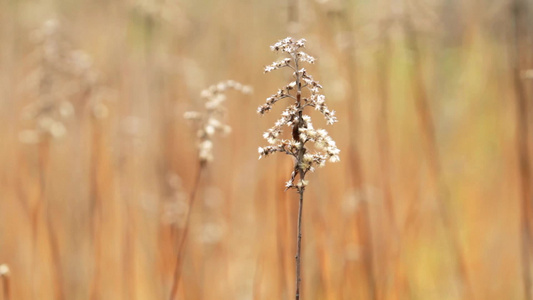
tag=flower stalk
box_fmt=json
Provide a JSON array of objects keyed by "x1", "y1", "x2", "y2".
[
  {"x1": 169, "y1": 80, "x2": 251, "y2": 299},
  {"x1": 258, "y1": 37, "x2": 339, "y2": 300}
]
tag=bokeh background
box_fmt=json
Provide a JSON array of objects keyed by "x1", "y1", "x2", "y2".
[{"x1": 1, "y1": 0, "x2": 532, "y2": 299}]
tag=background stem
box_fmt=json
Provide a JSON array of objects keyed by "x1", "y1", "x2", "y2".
[
  {"x1": 295, "y1": 188, "x2": 304, "y2": 300},
  {"x1": 1, "y1": 270, "x2": 10, "y2": 300},
  {"x1": 510, "y1": 0, "x2": 532, "y2": 298},
  {"x1": 169, "y1": 162, "x2": 205, "y2": 300}
]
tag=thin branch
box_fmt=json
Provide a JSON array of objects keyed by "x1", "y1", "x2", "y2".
[
  {"x1": 510, "y1": 0, "x2": 532, "y2": 299},
  {"x1": 168, "y1": 162, "x2": 205, "y2": 300},
  {"x1": 258, "y1": 37, "x2": 339, "y2": 300},
  {"x1": 294, "y1": 50, "x2": 305, "y2": 300},
  {"x1": 295, "y1": 187, "x2": 305, "y2": 300}
]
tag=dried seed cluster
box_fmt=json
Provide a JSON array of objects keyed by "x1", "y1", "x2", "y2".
[
  {"x1": 0, "y1": 264, "x2": 9, "y2": 276},
  {"x1": 258, "y1": 37, "x2": 339, "y2": 190},
  {"x1": 19, "y1": 19, "x2": 108, "y2": 144},
  {"x1": 185, "y1": 80, "x2": 252, "y2": 163}
]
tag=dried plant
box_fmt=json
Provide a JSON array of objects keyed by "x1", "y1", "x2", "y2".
[
  {"x1": 18, "y1": 19, "x2": 108, "y2": 300},
  {"x1": 257, "y1": 37, "x2": 339, "y2": 300},
  {"x1": 184, "y1": 80, "x2": 252, "y2": 164},
  {"x1": 19, "y1": 19, "x2": 108, "y2": 144},
  {"x1": 169, "y1": 80, "x2": 251, "y2": 300}
]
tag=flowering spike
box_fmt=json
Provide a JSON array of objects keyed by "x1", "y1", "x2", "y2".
[
  {"x1": 185, "y1": 80, "x2": 252, "y2": 163},
  {"x1": 257, "y1": 37, "x2": 340, "y2": 300},
  {"x1": 257, "y1": 37, "x2": 339, "y2": 190}
]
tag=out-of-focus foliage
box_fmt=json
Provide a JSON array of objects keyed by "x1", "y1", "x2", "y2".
[{"x1": 0, "y1": 0, "x2": 530, "y2": 299}]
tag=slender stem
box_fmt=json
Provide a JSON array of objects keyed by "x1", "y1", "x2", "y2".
[
  {"x1": 402, "y1": 5, "x2": 472, "y2": 299},
  {"x1": 510, "y1": 1, "x2": 532, "y2": 298},
  {"x1": 329, "y1": 8, "x2": 378, "y2": 298},
  {"x1": 286, "y1": 64, "x2": 297, "y2": 72},
  {"x1": 90, "y1": 117, "x2": 103, "y2": 300},
  {"x1": 295, "y1": 187, "x2": 304, "y2": 300},
  {"x1": 293, "y1": 52, "x2": 305, "y2": 300},
  {"x1": 169, "y1": 162, "x2": 205, "y2": 300},
  {"x1": 38, "y1": 140, "x2": 65, "y2": 300},
  {"x1": 288, "y1": 0, "x2": 298, "y2": 25},
  {"x1": 1, "y1": 272, "x2": 10, "y2": 300}
]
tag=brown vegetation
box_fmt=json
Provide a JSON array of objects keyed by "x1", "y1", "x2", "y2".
[{"x1": 0, "y1": 0, "x2": 531, "y2": 299}]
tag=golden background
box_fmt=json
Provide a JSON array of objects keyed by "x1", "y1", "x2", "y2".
[{"x1": 0, "y1": 0, "x2": 531, "y2": 299}]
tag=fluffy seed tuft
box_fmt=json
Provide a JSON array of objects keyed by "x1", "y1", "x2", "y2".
[
  {"x1": 185, "y1": 80, "x2": 252, "y2": 163},
  {"x1": 258, "y1": 37, "x2": 339, "y2": 190}
]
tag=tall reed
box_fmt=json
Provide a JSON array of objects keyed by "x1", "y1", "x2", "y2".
[
  {"x1": 509, "y1": 0, "x2": 532, "y2": 298},
  {"x1": 169, "y1": 80, "x2": 251, "y2": 300},
  {"x1": 19, "y1": 19, "x2": 94, "y2": 300},
  {"x1": 402, "y1": 8, "x2": 473, "y2": 298},
  {"x1": 258, "y1": 37, "x2": 339, "y2": 300}
]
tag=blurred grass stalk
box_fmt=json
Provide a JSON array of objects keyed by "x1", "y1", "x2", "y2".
[
  {"x1": 402, "y1": 2, "x2": 473, "y2": 298},
  {"x1": 89, "y1": 104, "x2": 104, "y2": 300},
  {"x1": 169, "y1": 162, "x2": 204, "y2": 300},
  {"x1": 375, "y1": 10, "x2": 402, "y2": 299},
  {"x1": 315, "y1": 2, "x2": 379, "y2": 298},
  {"x1": 0, "y1": 264, "x2": 10, "y2": 300},
  {"x1": 510, "y1": 0, "x2": 533, "y2": 299},
  {"x1": 37, "y1": 139, "x2": 65, "y2": 300}
]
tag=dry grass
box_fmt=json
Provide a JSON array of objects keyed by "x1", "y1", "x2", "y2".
[{"x1": 0, "y1": 0, "x2": 531, "y2": 299}]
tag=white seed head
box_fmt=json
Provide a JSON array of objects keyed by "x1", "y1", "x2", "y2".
[
  {"x1": 186, "y1": 80, "x2": 251, "y2": 163},
  {"x1": 18, "y1": 130, "x2": 41, "y2": 144},
  {"x1": 258, "y1": 37, "x2": 340, "y2": 190},
  {"x1": 92, "y1": 102, "x2": 109, "y2": 119},
  {"x1": 184, "y1": 111, "x2": 201, "y2": 120},
  {"x1": 49, "y1": 121, "x2": 66, "y2": 138},
  {"x1": 58, "y1": 101, "x2": 74, "y2": 117},
  {"x1": 0, "y1": 264, "x2": 9, "y2": 275},
  {"x1": 329, "y1": 155, "x2": 340, "y2": 163},
  {"x1": 241, "y1": 85, "x2": 253, "y2": 94},
  {"x1": 297, "y1": 179, "x2": 309, "y2": 188},
  {"x1": 22, "y1": 20, "x2": 107, "y2": 143}
]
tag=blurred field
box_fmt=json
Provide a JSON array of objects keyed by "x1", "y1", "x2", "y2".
[{"x1": 0, "y1": 0, "x2": 532, "y2": 299}]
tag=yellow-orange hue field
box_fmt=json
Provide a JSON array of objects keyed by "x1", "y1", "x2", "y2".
[{"x1": 0, "y1": 0, "x2": 532, "y2": 299}]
